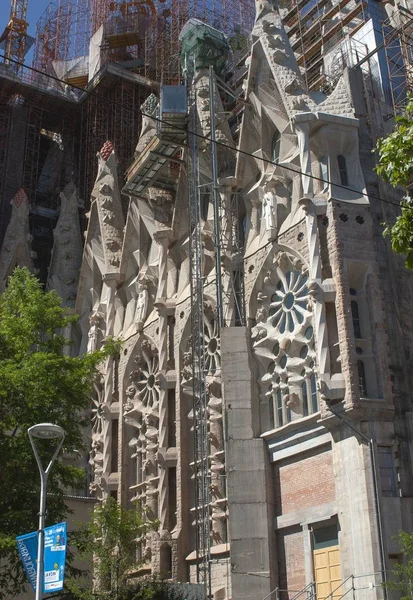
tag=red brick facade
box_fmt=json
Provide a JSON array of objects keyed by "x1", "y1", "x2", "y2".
[{"x1": 274, "y1": 445, "x2": 335, "y2": 516}]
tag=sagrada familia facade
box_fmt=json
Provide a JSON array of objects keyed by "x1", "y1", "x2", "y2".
[{"x1": 2, "y1": 0, "x2": 413, "y2": 599}]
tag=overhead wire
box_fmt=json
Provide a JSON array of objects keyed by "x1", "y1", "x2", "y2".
[{"x1": 0, "y1": 52, "x2": 405, "y2": 210}]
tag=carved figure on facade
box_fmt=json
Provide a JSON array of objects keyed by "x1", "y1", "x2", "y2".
[
  {"x1": 87, "y1": 311, "x2": 104, "y2": 353},
  {"x1": 262, "y1": 186, "x2": 277, "y2": 238},
  {"x1": 136, "y1": 282, "x2": 149, "y2": 332}
]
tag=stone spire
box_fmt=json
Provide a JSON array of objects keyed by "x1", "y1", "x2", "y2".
[
  {"x1": 0, "y1": 189, "x2": 34, "y2": 291},
  {"x1": 47, "y1": 182, "x2": 82, "y2": 307},
  {"x1": 90, "y1": 140, "x2": 125, "y2": 274}
]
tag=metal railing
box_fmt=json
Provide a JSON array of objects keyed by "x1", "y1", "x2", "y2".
[
  {"x1": 262, "y1": 582, "x2": 316, "y2": 600},
  {"x1": 261, "y1": 572, "x2": 385, "y2": 600}
]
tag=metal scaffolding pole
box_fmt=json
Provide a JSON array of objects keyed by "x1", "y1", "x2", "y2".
[{"x1": 188, "y1": 82, "x2": 212, "y2": 599}]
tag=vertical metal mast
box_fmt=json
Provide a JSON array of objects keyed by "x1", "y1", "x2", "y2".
[
  {"x1": 209, "y1": 65, "x2": 224, "y2": 330},
  {"x1": 188, "y1": 81, "x2": 212, "y2": 599}
]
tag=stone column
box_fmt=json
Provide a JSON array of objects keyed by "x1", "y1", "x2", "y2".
[
  {"x1": 295, "y1": 118, "x2": 313, "y2": 199},
  {"x1": 154, "y1": 228, "x2": 171, "y2": 532},
  {"x1": 295, "y1": 118, "x2": 331, "y2": 394},
  {"x1": 102, "y1": 275, "x2": 118, "y2": 478},
  {"x1": 207, "y1": 377, "x2": 227, "y2": 544},
  {"x1": 218, "y1": 178, "x2": 233, "y2": 326}
]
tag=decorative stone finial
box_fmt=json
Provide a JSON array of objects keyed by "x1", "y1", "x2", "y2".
[
  {"x1": 255, "y1": 0, "x2": 278, "y2": 20},
  {"x1": 100, "y1": 140, "x2": 114, "y2": 161}
]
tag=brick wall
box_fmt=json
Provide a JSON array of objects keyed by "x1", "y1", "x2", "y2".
[
  {"x1": 189, "y1": 559, "x2": 231, "y2": 598},
  {"x1": 277, "y1": 526, "x2": 306, "y2": 598},
  {"x1": 274, "y1": 446, "x2": 335, "y2": 515}
]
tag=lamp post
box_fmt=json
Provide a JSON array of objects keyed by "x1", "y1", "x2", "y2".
[{"x1": 28, "y1": 423, "x2": 65, "y2": 600}]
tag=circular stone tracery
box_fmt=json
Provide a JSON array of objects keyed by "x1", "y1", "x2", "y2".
[
  {"x1": 204, "y1": 315, "x2": 221, "y2": 373},
  {"x1": 135, "y1": 345, "x2": 160, "y2": 408},
  {"x1": 252, "y1": 252, "x2": 318, "y2": 431},
  {"x1": 270, "y1": 270, "x2": 308, "y2": 334}
]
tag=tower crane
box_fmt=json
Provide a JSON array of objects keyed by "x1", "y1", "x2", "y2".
[{"x1": 0, "y1": 0, "x2": 29, "y2": 73}]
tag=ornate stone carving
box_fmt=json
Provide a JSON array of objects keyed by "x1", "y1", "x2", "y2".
[
  {"x1": 136, "y1": 282, "x2": 149, "y2": 332},
  {"x1": 148, "y1": 188, "x2": 174, "y2": 225},
  {"x1": 0, "y1": 189, "x2": 33, "y2": 291},
  {"x1": 90, "y1": 141, "x2": 125, "y2": 275},
  {"x1": 87, "y1": 311, "x2": 104, "y2": 353},
  {"x1": 252, "y1": 251, "x2": 319, "y2": 430},
  {"x1": 48, "y1": 182, "x2": 82, "y2": 306}
]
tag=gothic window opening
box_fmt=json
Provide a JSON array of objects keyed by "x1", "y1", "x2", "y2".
[
  {"x1": 269, "y1": 387, "x2": 275, "y2": 429},
  {"x1": 201, "y1": 191, "x2": 210, "y2": 221},
  {"x1": 378, "y1": 447, "x2": 397, "y2": 497},
  {"x1": 302, "y1": 380, "x2": 309, "y2": 416},
  {"x1": 337, "y1": 155, "x2": 348, "y2": 186},
  {"x1": 111, "y1": 418, "x2": 119, "y2": 473},
  {"x1": 160, "y1": 544, "x2": 172, "y2": 578},
  {"x1": 168, "y1": 467, "x2": 177, "y2": 530},
  {"x1": 320, "y1": 156, "x2": 329, "y2": 192},
  {"x1": 351, "y1": 300, "x2": 362, "y2": 339},
  {"x1": 168, "y1": 388, "x2": 176, "y2": 447},
  {"x1": 167, "y1": 315, "x2": 175, "y2": 369},
  {"x1": 276, "y1": 389, "x2": 284, "y2": 427},
  {"x1": 271, "y1": 129, "x2": 281, "y2": 164},
  {"x1": 357, "y1": 360, "x2": 367, "y2": 397},
  {"x1": 310, "y1": 374, "x2": 318, "y2": 413}
]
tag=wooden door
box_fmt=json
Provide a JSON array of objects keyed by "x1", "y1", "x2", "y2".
[{"x1": 313, "y1": 545, "x2": 342, "y2": 600}]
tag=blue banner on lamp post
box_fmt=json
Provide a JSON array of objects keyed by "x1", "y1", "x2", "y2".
[
  {"x1": 43, "y1": 522, "x2": 67, "y2": 593},
  {"x1": 16, "y1": 522, "x2": 67, "y2": 594},
  {"x1": 16, "y1": 531, "x2": 38, "y2": 592}
]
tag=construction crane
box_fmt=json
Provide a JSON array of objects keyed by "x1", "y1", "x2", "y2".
[{"x1": 0, "y1": 0, "x2": 28, "y2": 73}]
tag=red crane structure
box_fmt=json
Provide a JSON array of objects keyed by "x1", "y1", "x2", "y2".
[{"x1": 0, "y1": 0, "x2": 29, "y2": 72}]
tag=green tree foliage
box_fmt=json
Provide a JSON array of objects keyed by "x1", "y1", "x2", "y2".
[
  {"x1": 375, "y1": 98, "x2": 413, "y2": 269},
  {"x1": 69, "y1": 496, "x2": 153, "y2": 597},
  {"x1": 0, "y1": 267, "x2": 117, "y2": 598},
  {"x1": 65, "y1": 498, "x2": 185, "y2": 600},
  {"x1": 385, "y1": 531, "x2": 413, "y2": 600}
]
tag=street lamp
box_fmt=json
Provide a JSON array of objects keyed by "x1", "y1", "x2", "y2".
[{"x1": 28, "y1": 423, "x2": 65, "y2": 600}]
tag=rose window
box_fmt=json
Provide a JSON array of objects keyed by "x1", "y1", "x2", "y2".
[
  {"x1": 204, "y1": 317, "x2": 220, "y2": 374},
  {"x1": 252, "y1": 252, "x2": 319, "y2": 432},
  {"x1": 269, "y1": 270, "x2": 309, "y2": 334},
  {"x1": 136, "y1": 353, "x2": 160, "y2": 408}
]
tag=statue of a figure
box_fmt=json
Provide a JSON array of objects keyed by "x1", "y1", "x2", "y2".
[
  {"x1": 262, "y1": 187, "x2": 277, "y2": 238},
  {"x1": 136, "y1": 283, "x2": 149, "y2": 332},
  {"x1": 87, "y1": 311, "x2": 102, "y2": 353}
]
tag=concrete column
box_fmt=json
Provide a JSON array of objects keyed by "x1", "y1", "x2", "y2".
[{"x1": 221, "y1": 327, "x2": 274, "y2": 600}]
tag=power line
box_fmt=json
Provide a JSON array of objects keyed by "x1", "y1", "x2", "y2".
[{"x1": 0, "y1": 52, "x2": 404, "y2": 209}]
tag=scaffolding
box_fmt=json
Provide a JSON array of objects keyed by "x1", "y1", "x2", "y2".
[
  {"x1": 280, "y1": 0, "x2": 369, "y2": 90},
  {"x1": 32, "y1": 0, "x2": 254, "y2": 86},
  {"x1": 383, "y1": 6, "x2": 413, "y2": 115},
  {"x1": 188, "y1": 84, "x2": 212, "y2": 597},
  {"x1": 79, "y1": 69, "x2": 150, "y2": 206},
  {"x1": 3, "y1": 0, "x2": 29, "y2": 72}
]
